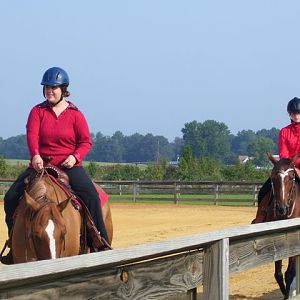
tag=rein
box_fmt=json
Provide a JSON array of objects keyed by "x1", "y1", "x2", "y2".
[{"x1": 26, "y1": 168, "x2": 71, "y2": 259}]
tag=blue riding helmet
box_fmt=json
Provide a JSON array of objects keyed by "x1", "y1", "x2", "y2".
[{"x1": 41, "y1": 67, "x2": 69, "y2": 86}]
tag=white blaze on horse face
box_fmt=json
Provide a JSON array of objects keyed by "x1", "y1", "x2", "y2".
[
  {"x1": 278, "y1": 168, "x2": 294, "y2": 200},
  {"x1": 45, "y1": 220, "x2": 57, "y2": 259}
]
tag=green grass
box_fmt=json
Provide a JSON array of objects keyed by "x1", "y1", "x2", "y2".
[
  {"x1": 4, "y1": 159, "x2": 29, "y2": 166},
  {"x1": 4, "y1": 159, "x2": 148, "y2": 169},
  {"x1": 107, "y1": 193, "x2": 256, "y2": 206}
]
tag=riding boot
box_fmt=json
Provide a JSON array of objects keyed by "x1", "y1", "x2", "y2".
[{"x1": 86, "y1": 219, "x2": 112, "y2": 251}]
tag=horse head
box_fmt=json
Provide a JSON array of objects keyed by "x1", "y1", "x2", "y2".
[
  {"x1": 24, "y1": 171, "x2": 70, "y2": 260},
  {"x1": 268, "y1": 153, "x2": 300, "y2": 218}
]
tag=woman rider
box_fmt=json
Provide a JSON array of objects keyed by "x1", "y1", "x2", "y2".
[
  {"x1": 1, "y1": 67, "x2": 110, "y2": 264},
  {"x1": 253, "y1": 97, "x2": 300, "y2": 223}
]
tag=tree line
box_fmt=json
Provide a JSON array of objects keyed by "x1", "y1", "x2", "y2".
[
  {"x1": 0, "y1": 145, "x2": 270, "y2": 181},
  {"x1": 0, "y1": 119, "x2": 280, "y2": 167}
]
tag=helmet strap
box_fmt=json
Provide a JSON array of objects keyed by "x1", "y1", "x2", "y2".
[{"x1": 48, "y1": 96, "x2": 64, "y2": 107}]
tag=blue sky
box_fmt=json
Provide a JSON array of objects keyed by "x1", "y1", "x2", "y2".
[{"x1": 1, "y1": 1, "x2": 300, "y2": 142}]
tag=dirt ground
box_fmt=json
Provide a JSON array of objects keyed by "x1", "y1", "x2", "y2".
[{"x1": 0, "y1": 202, "x2": 284, "y2": 299}]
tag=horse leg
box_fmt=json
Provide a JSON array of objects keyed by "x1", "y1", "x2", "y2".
[
  {"x1": 274, "y1": 260, "x2": 286, "y2": 296},
  {"x1": 284, "y1": 257, "x2": 296, "y2": 299}
]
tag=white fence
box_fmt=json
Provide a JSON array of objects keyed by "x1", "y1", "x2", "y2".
[{"x1": 1, "y1": 219, "x2": 300, "y2": 299}]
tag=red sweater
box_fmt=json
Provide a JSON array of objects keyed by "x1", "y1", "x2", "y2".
[
  {"x1": 279, "y1": 122, "x2": 300, "y2": 165},
  {"x1": 26, "y1": 100, "x2": 92, "y2": 167}
]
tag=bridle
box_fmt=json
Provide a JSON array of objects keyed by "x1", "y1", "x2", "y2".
[
  {"x1": 271, "y1": 166, "x2": 297, "y2": 218},
  {"x1": 26, "y1": 169, "x2": 69, "y2": 259}
]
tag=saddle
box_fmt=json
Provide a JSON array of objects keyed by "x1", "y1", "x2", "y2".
[{"x1": 41, "y1": 164, "x2": 110, "y2": 251}]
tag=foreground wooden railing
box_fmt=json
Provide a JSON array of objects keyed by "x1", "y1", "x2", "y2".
[{"x1": 1, "y1": 219, "x2": 300, "y2": 299}]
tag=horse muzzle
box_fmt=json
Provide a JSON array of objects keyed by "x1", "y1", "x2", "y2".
[{"x1": 275, "y1": 202, "x2": 289, "y2": 218}]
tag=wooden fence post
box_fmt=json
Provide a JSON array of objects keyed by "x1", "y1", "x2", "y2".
[
  {"x1": 119, "y1": 180, "x2": 122, "y2": 196},
  {"x1": 203, "y1": 238, "x2": 229, "y2": 300},
  {"x1": 296, "y1": 255, "x2": 300, "y2": 295},
  {"x1": 133, "y1": 182, "x2": 137, "y2": 203},
  {"x1": 214, "y1": 185, "x2": 219, "y2": 205},
  {"x1": 252, "y1": 185, "x2": 258, "y2": 206},
  {"x1": 174, "y1": 182, "x2": 180, "y2": 204}
]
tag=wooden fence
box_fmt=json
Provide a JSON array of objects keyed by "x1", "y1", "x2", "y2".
[
  {"x1": 0, "y1": 179, "x2": 264, "y2": 205},
  {"x1": 1, "y1": 218, "x2": 300, "y2": 299},
  {"x1": 94, "y1": 180, "x2": 264, "y2": 205}
]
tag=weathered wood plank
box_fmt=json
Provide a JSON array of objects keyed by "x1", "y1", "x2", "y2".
[
  {"x1": 203, "y1": 239, "x2": 229, "y2": 300},
  {"x1": 2, "y1": 218, "x2": 300, "y2": 289},
  {"x1": 230, "y1": 230, "x2": 300, "y2": 273},
  {"x1": 0, "y1": 251, "x2": 203, "y2": 300},
  {"x1": 296, "y1": 256, "x2": 300, "y2": 294},
  {"x1": 2, "y1": 219, "x2": 300, "y2": 299}
]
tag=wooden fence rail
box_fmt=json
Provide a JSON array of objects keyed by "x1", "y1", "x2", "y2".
[
  {"x1": 1, "y1": 218, "x2": 300, "y2": 299},
  {"x1": 0, "y1": 179, "x2": 264, "y2": 205}
]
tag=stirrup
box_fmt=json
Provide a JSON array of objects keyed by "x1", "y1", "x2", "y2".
[{"x1": 0, "y1": 249, "x2": 13, "y2": 265}]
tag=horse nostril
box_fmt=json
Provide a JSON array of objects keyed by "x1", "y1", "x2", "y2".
[{"x1": 277, "y1": 206, "x2": 286, "y2": 215}]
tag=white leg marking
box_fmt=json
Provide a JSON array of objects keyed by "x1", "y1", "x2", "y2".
[{"x1": 45, "y1": 220, "x2": 56, "y2": 259}]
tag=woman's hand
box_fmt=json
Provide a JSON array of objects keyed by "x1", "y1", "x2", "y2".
[
  {"x1": 32, "y1": 155, "x2": 44, "y2": 171},
  {"x1": 61, "y1": 155, "x2": 76, "y2": 169}
]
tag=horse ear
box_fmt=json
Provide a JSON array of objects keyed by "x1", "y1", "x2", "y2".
[
  {"x1": 58, "y1": 198, "x2": 70, "y2": 212},
  {"x1": 267, "y1": 152, "x2": 277, "y2": 165},
  {"x1": 24, "y1": 190, "x2": 40, "y2": 211},
  {"x1": 291, "y1": 153, "x2": 300, "y2": 164}
]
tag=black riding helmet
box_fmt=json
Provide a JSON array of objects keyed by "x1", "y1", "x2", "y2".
[{"x1": 287, "y1": 97, "x2": 300, "y2": 114}]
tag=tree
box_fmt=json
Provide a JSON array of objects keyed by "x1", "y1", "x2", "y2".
[
  {"x1": 0, "y1": 156, "x2": 8, "y2": 177},
  {"x1": 182, "y1": 120, "x2": 231, "y2": 162},
  {"x1": 256, "y1": 127, "x2": 280, "y2": 148},
  {"x1": 0, "y1": 135, "x2": 29, "y2": 159},
  {"x1": 110, "y1": 131, "x2": 125, "y2": 162},
  {"x1": 248, "y1": 137, "x2": 275, "y2": 167},
  {"x1": 170, "y1": 137, "x2": 184, "y2": 161},
  {"x1": 177, "y1": 145, "x2": 198, "y2": 180},
  {"x1": 231, "y1": 130, "x2": 257, "y2": 155}
]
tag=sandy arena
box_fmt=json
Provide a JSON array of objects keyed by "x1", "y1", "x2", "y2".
[{"x1": 0, "y1": 202, "x2": 284, "y2": 299}]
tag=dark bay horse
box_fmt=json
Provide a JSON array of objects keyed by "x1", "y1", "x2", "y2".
[
  {"x1": 262, "y1": 153, "x2": 300, "y2": 299},
  {"x1": 11, "y1": 167, "x2": 113, "y2": 263}
]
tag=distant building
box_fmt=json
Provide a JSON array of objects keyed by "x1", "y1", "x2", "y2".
[
  {"x1": 169, "y1": 154, "x2": 180, "y2": 166},
  {"x1": 238, "y1": 154, "x2": 279, "y2": 164},
  {"x1": 238, "y1": 155, "x2": 252, "y2": 164}
]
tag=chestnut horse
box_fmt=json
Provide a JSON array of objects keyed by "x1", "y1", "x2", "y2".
[
  {"x1": 11, "y1": 168, "x2": 113, "y2": 263},
  {"x1": 261, "y1": 153, "x2": 300, "y2": 299}
]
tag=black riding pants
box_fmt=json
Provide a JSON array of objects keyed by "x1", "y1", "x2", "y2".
[
  {"x1": 63, "y1": 166, "x2": 109, "y2": 242},
  {"x1": 4, "y1": 168, "x2": 35, "y2": 233}
]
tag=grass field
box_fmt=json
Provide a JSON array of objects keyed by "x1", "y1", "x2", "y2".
[
  {"x1": 3, "y1": 158, "x2": 148, "y2": 169},
  {"x1": 4, "y1": 159, "x2": 29, "y2": 166}
]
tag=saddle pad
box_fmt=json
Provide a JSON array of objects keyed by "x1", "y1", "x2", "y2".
[
  {"x1": 93, "y1": 183, "x2": 109, "y2": 207},
  {"x1": 48, "y1": 175, "x2": 109, "y2": 208}
]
